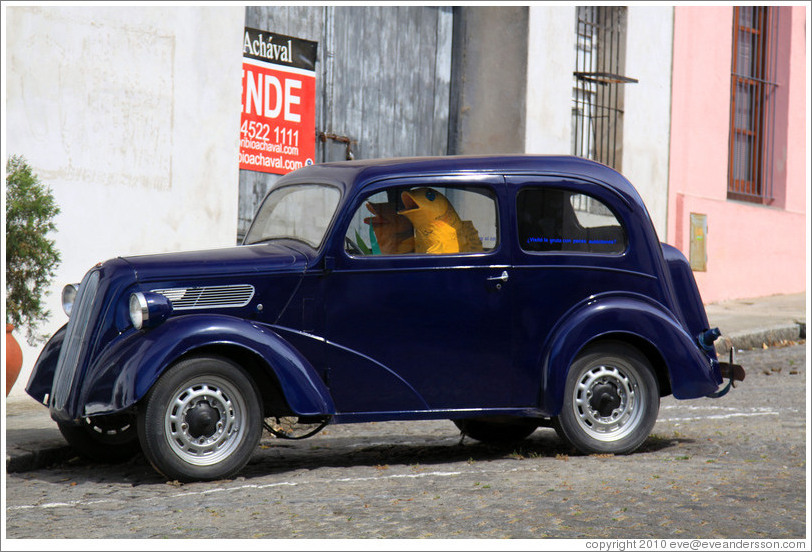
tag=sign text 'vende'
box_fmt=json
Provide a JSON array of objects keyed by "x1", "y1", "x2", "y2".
[{"x1": 239, "y1": 28, "x2": 318, "y2": 174}]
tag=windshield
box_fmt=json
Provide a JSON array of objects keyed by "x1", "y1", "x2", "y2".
[{"x1": 244, "y1": 184, "x2": 341, "y2": 248}]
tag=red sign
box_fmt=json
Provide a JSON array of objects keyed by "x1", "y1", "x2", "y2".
[{"x1": 240, "y1": 29, "x2": 318, "y2": 174}]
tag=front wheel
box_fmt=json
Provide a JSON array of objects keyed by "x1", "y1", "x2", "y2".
[
  {"x1": 58, "y1": 414, "x2": 141, "y2": 463},
  {"x1": 553, "y1": 342, "x2": 659, "y2": 455},
  {"x1": 137, "y1": 356, "x2": 262, "y2": 482}
]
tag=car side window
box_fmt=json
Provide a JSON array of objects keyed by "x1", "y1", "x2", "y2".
[
  {"x1": 517, "y1": 188, "x2": 626, "y2": 254},
  {"x1": 345, "y1": 186, "x2": 498, "y2": 256}
]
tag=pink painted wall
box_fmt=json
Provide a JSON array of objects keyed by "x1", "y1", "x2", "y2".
[{"x1": 668, "y1": 6, "x2": 807, "y2": 304}]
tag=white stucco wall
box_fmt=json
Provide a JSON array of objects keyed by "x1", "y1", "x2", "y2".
[
  {"x1": 525, "y1": 6, "x2": 673, "y2": 239},
  {"x1": 4, "y1": 6, "x2": 245, "y2": 397},
  {"x1": 525, "y1": 6, "x2": 576, "y2": 154},
  {"x1": 622, "y1": 6, "x2": 674, "y2": 239}
]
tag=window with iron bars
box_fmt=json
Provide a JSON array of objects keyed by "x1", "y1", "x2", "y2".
[
  {"x1": 728, "y1": 6, "x2": 780, "y2": 204},
  {"x1": 572, "y1": 6, "x2": 637, "y2": 172}
]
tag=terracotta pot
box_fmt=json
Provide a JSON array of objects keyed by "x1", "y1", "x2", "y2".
[{"x1": 6, "y1": 324, "x2": 23, "y2": 396}]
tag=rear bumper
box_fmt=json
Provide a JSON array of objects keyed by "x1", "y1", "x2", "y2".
[
  {"x1": 719, "y1": 361, "x2": 746, "y2": 383},
  {"x1": 706, "y1": 349, "x2": 746, "y2": 398}
]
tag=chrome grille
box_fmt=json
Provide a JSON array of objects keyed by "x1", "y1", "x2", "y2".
[
  {"x1": 51, "y1": 270, "x2": 101, "y2": 411},
  {"x1": 151, "y1": 284, "x2": 255, "y2": 310}
]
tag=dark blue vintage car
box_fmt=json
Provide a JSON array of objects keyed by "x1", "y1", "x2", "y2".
[{"x1": 28, "y1": 155, "x2": 744, "y2": 481}]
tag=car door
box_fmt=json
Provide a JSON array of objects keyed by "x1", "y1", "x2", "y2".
[
  {"x1": 505, "y1": 175, "x2": 660, "y2": 409},
  {"x1": 319, "y1": 176, "x2": 517, "y2": 415}
]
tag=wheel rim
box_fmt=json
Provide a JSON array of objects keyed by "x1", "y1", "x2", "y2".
[
  {"x1": 82, "y1": 415, "x2": 136, "y2": 445},
  {"x1": 572, "y1": 363, "x2": 644, "y2": 442},
  {"x1": 164, "y1": 375, "x2": 247, "y2": 466}
]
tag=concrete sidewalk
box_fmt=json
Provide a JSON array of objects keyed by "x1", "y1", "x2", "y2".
[
  {"x1": 4, "y1": 292, "x2": 807, "y2": 474},
  {"x1": 705, "y1": 292, "x2": 806, "y2": 354}
]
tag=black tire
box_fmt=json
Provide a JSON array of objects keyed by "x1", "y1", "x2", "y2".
[
  {"x1": 553, "y1": 341, "x2": 659, "y2": 455},
  {"x1": 137, "y1": 355, "x2": 262, "y2": 482},
  {"x1": 454, "y1": 416, "x2": 539, "y2": 444},
  {"x1": 57, "y1": 414, "x2": 141, "y2": 463}
]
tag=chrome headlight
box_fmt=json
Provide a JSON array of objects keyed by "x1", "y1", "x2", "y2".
[
  {"x1": 62, "y1": 283, "x2": 79, "y2": 317},
  {"x1": 129, "y1": 291, "x2": 173, "y2": 330},
  {"x1": 129, "y1": 292, "x2": 149, "y2": 330}
]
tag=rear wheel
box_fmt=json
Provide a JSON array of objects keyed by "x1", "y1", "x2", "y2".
[
  {"x1": 58, "y1": 413, "x2": 140, "y2": 463},
  {"x1": 553, "y1": 341, "x2": 659, "y2": 454},
  {"x1": 454, "y1": 417, "x2": 539, "y2": 444},
  {"x1": 137, "y1": 355, "x2": 262, "y2": 482}
]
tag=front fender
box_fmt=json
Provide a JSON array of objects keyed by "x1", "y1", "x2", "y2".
[
  {"x1": 80, "y1": 314, "x2": 335, "y2": 417},
  {"x1": 26, "y1": 324, "x2": 68, "y2": 405},
  {"x1": 540, "y1": 294, "x2": 722, "y2": 416}
]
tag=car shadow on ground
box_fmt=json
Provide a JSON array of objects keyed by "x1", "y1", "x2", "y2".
[
  {"x1": 242, "y1": 427, "x2": 694, "y2": 478},
  {"x1": 8, "y1": 428, "x2": 693, "y2": 487}
]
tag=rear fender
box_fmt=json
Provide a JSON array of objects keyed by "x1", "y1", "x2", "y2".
[
  {"x1": 80, "y1": 314, "x2": 334, "y2": 418},
  {"x1": 541, "y1": 295, "x2": 722, "y2": 416},
  {"x1": 661, "y1": 243, "x2": 712, "y2": 336}
]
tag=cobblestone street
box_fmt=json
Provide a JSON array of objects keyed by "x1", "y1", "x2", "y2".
[{"x1": 5, "y1": 344, "x2": 807, "y2": 541}]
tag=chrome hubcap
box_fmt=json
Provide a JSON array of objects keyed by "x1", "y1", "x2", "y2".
[
  {"x1": 573, "y1": 364, "x2": 642, "y2": 442},
  {"x1": 164, "y1": 376, "x2": 246, "y2": 466}
]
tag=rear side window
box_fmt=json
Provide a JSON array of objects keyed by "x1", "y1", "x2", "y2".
[{"x1": 517, "y1": 188, "x2": 626, "y2": 254}]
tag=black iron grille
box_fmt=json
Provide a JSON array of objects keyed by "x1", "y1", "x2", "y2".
[{"x1": 572, "y1": 6, "x2": 637, "y2": 171}]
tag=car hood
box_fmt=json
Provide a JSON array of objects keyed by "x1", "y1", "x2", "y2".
[{"x1": 121, "y1": 243, "x2": 310, "y2": 283}]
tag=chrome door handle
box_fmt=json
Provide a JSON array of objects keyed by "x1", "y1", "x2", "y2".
[{"x1": 487, "y1": 270, "x2": 509, "y2": 283}]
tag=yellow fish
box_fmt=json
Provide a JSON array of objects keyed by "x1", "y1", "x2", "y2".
[{"x1": 398, "y1": 188, "x2": 483, "y2": 254}]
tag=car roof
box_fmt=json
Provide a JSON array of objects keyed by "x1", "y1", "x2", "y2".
[{"x1": 277, "y1": 154, "x2": 644, "y2": 208}]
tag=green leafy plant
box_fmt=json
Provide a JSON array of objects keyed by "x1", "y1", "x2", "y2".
[{"x1": 6, "y1": 155, "x2": 61, "y2": 345}]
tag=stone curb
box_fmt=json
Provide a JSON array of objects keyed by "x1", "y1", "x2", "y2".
[
  {"x1": 714, "y1": 322, "x2": 806, "y2": 355},
  {"x1": 6, "y1": 444, "x2": 75, "y2": 474}
]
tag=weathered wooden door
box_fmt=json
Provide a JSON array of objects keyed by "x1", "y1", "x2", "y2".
[{"x1": 239, "y1": 6, "x2": 453, "y2": 240}]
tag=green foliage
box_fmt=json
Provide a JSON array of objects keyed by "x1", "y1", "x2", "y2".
[{"x1": 6, "y1": 155, "x2": 61, "y2": 345}]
